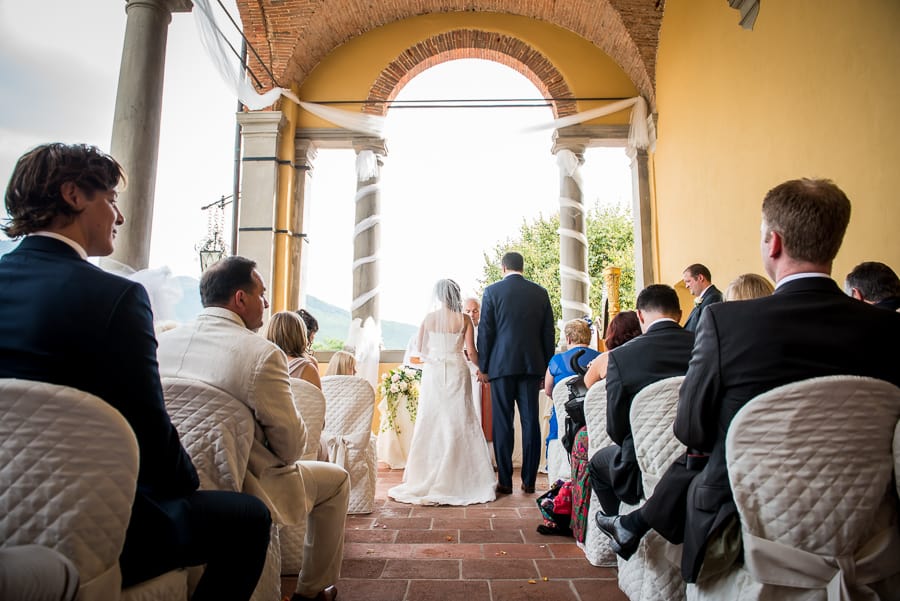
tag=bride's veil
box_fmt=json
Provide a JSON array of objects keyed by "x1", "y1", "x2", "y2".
[{"x1": 411, "y1": 278, "x2": 465, "y2": 363}]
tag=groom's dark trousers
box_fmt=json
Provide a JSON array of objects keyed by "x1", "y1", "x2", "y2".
[{"x1": 478, "y1": 273, "x2": 555, "y2": 490}]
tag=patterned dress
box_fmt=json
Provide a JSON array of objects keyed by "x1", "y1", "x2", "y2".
[{"x1": 569, "y1": 426, "x2": 591, "y2": 542}]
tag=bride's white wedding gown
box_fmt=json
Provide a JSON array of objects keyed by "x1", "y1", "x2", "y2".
[{"x1": 388, "y1": 325, "x2": 496, "y2": 506}]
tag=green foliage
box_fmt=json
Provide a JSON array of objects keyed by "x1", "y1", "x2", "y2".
[
  {"x1": 312, "y1": 337, "x2": 347, "y2": 352},
  {"x1": 478, "y1": 202, "x2": 636, "y2": 329}
]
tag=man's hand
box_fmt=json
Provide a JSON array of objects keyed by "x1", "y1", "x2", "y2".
[{"x1": 477, "y1": 371, "x2": 488, "y2": 384}]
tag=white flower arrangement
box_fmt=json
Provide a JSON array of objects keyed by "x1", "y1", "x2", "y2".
[{"x1": 379, "y1": 366, "x2": 422, "y2": 435}]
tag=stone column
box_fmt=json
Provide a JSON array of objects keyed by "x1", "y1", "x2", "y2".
[
  {"x1": 629, "y1": 148, "x2": 655, "y2": 289},
  {"x1": 108, "y1": 0, "x2": 191, "y2": 270},
  {"x1": 552, "y1": 138, "x2": 591, "y2": 347},
  {"x1": 290, "y1": 140, "x2": 317, "y2": 309},
  {"x1": 235, "y1": 111, "x2": 288, "y2": 307}
]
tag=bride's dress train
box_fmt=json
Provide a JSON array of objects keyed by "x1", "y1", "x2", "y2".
[{"x1": 388, "y1": 328, "x2": 496, "y2": 506}]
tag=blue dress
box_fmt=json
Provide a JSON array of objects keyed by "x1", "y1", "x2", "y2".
[{"x1": 546, "y1": 346, "x2": 601, "y2": 446}]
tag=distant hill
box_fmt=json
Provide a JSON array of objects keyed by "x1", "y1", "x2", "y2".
[{"x1": 306, "y1": 295, "x2": 417, "y2": 351}]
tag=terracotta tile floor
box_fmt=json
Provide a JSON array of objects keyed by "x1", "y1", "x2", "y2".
[{"x1": 283, "y1": 464, "x2": 627, "y2": 601}]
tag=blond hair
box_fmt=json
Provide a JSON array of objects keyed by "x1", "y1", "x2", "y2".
[
  {"x1": 563, "y1": 319, "x2": 592, "y2": 346},
  {"x1": 265, "y1": 311, "x2": 308, "y2": 357},
  {"x1": 325, "y1": 350, "x2": 357, "y2": 376},
  {"x1": 725, "y1": 273, "x2": 775, "y2": 301}
]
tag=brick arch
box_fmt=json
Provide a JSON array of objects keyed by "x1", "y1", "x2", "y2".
[{"x1": 363, "y1": 30, "x2": 577, "y2": 119}]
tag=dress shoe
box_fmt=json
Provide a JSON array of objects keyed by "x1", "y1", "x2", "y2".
[
  {"x1": 594, "y1": 513, "x2": 640, "y2": 560},
  {"x1": 496, "y1": 484, "x2": 513, "y2": 495},
  {"x1": 291, "y1": 585, "x2": 337, "y2": 601},
  {"x1": 520, "y1": 484, "x2": 535, "y2": 493}
]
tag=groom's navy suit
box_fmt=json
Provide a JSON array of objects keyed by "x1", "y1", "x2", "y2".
[
  {"x1": 0, "y1": 236, "x2": 270, "y2": 594},
  {"x1": 478, "y1": 273, "x2": 555, "y2": 489}
]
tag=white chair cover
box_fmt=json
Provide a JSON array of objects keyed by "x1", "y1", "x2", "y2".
[
  {"x1": 617, "y1": 376, "x2": 686, "y2": 601},
  {"x1": 0, "y1": 378, "x2": 188, "y2": 601},
  {"x1": 581, "y1": 380, "x2": 618, "y2": 567},
  {"x1": 689, "y1": 375, "x2": 900, "y2": 601},
  {"x1": 162, "y1": 377, "x2": 281, "y2": 601},
  {"x1": 547, "y1": 377, "x2": 575, "y2": 484},
  {"x1": 290, "y1": 378, "x2": 327, "y2": 461},
  {"x1": 321, "y1": 375, "x2": 377, "y2": 514}
]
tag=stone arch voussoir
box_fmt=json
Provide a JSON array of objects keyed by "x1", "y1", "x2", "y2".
[{"x1": 364, "y1": 30, "x2": 576, "y2": 118}]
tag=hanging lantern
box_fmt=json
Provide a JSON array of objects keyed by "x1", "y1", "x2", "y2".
[{"x1": 197, "y1": 195, "x2": 232, "y2": 272}]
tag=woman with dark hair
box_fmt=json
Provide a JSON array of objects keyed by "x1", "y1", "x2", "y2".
[
  {"x1": 296, "y1": 309, "x2": 319, "y2": 365},
  {"x1": 388, "y1": 279, "x2": 496, "y2": 506},
  {"x1": 583, "y1": 311, "x2": 642, "y2": 388}
]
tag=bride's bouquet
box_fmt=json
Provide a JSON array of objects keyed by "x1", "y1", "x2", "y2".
[{"x1": 379, "y1": 366, "x2": 422, "y2": 435}]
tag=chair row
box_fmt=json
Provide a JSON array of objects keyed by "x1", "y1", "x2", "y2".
[
  {"x1": 576, "y1": 374, "x2": 900, "y2": 601},
  {"x1": 0, "y1": 374, "x2": 380, "y2": 601}
]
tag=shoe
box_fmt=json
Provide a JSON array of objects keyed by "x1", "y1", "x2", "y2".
[
  {"x1": 291, "y1": 585, "x2": 337, "y2": 601},
  {"x1": 496, "y1": 484, "x2": 513, "y2": 495},
  {"x1": 594, "y1": 513, "x2": 640, "y2": 560},
  {"x1": 520, "y1": 484, "x2": 535, "y2": 493}
]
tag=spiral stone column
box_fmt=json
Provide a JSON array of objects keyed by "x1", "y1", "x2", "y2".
[
  {"x1": 552, "y1": 138, "x2": 590, "y2": 348},
  {"x1": 351, "y1": 138, "x2": 387, "y2": 325},
  {"x1": 108, "y1": 0, "x2": 191, "y2": 269}
]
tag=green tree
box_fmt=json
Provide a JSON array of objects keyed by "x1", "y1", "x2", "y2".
[{"x1": 478, "y1": 202, "x2": 635, "y2": 331}]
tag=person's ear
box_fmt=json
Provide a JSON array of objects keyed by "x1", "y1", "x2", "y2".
[
  {"x1": 59, "y1": 181, "x2": 82, "y2": 209},
  {"x1": 766, "y1": 230, "x2": 783, "y2": 260},
  {"x1": 850, "y1": 288, "x2": 864, "y2": 301}
]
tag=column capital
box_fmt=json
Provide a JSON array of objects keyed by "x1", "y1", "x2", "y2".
[
  {"x1": 352, "y1": 137, "x2": 388, "y2": 157},
  {"x1": 237, "y1": 111, "x2": 288, "y2": 138},
  {"x1": 294, "y1": 139, "x2": 318, "y2": 169},
  {"x1": 551, "y1": 135, "x2": 588, "y2": 159},
  {"x1": 124, "y1": 0, "x2": 192, "y2": 16}
]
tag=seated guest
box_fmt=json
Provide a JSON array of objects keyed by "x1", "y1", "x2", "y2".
[
  {"x1": 0, "y1": 143, "x2": 271, "y2": 600},
  {"x1": 266, "y1": 311, "x2": 323, "y2": 389},
  {"x1": 845, "y1": 260, "x2": 900, "y2": 311},
  {"x1": 583, "y1": 310, "x2": 642, "y2": 388},
  {"x1": 297, "y1": 308, "x2": 320, "y2": 365},
  {"x1": 723, "y1": 272, "x2": 774, "y2": 301},
  {"x1": 543, "y1": 318, "x2": 601, "y2": 453},
  {"x1": 326, "y1": 350, "x2": 357, "y2": 376},
  {"x1": 682, "y1": 263, "x2": 723, "y2": 331},
  {"x1": 157, "y1": 256, "x2": 349, "y2": 601},
  {"x1": 0, "y1": 545, "x2": 78, "y2": 601},
  {"x1": 588, "y1": 285, "x2": 694, "y2": 519},
  {"x1": 594, "y1": 178, "x2": 900, "y2": 583}
]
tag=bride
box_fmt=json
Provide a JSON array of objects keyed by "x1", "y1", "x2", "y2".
[{"x1": 388, "y1": 279, "x2": 496, "y2": 506}]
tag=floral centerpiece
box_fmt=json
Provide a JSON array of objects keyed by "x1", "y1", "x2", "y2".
[{"x1": 379, "y1": 366, "x2": 422, "y2": 435}]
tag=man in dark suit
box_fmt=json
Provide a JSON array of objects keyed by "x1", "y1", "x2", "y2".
[
  {"x1": 588, "y1": 284, "x2": 694, "y2": 531},
  {"x1": 0, "y1": 143, "x2": 271, "y2": 600},
  {"x1": 844, "y1": 260, "x2": 900, "y2": 311},
  {"x1": 592, "y1": 178, "x2": 900, "y2": 582},
  {"x1": 681, "y1": 264, "x2": 722, "y2": 331},
  {"x1": 478, "y1": 251, "x2": 555, "y2": 494}
]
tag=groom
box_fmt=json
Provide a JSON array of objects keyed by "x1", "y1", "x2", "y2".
[{"x1": 478, "y1": 252, "x2": 555, "y2": 494}]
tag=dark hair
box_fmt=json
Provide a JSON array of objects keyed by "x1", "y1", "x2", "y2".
[
  {"x1": 434, "y1": 278, "x2": 462, "y2": 312},
  {"x1": 200, "y1": 255, "x2": 257, "y2": 307},
  {"x1": 297, "y1": 308, "x2": 318, "y2": 335},
  {"x1": 605, "y1": 311, "x2": 641, "y2": 350},
  {"x1": 636, "y1": 284, "x2": 681, "y2": 315},
  {"x1": 761, "y1": 178, "x2": 851, "y2": 264},
  {"x1": 501, "y1": 251, "x2": 524, "y2": 272},
  {"x1": 3, "y1": 143, "x2": 125, "y2": 238},
  {"x1": 683, "y1": 263, "x2": 711, "y2": 282},
  {"x1": 845, "y1": 261, "x2": 900, "y2": 302}
]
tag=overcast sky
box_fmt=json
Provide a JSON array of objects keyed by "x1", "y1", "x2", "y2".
[{"x1": 1, "y1": 1, "x2": 633, "y2": 325}]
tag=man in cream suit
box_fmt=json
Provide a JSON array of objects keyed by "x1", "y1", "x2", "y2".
[{"x1": 157, "y1": 256, "x2": 348, "y2": 601}]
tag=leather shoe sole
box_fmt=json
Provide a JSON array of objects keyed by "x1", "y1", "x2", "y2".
[
  {"x1": 594, "y1": 513, "x2": 640, "y2": 560},
  {"x1": 520, "y1": 484, "x2": 535, "y2": 493},
  {"x1": 291, "y1": 585, "x2": 337, "y2": 601},
  {"x1": 495, "y1": 484, "x2": 513, "y2": 495}
]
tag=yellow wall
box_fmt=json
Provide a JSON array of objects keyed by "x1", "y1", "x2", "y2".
[
  {"x1": 296, "y1": 13, "x2": 638, "y2": 127},
  {"x1": 654, "y1": 0, "x2": 900, "y2": 288}
]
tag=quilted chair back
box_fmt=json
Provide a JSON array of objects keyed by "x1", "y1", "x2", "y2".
[
  {"x1": 162, "y1": 377, "x2": 281, "y2": 601},
  {"x1": 0, "y1": 378, "x2": 188, "y2": 601},
  {"x1": 162, "y1": 377, "x2": 255, "y2": 492},
  {"x1": 582, "y1": 381, "x2": 618, "y2": 567},
  {"x1": 321, "y1": 375, "x2": 377, "y2": 514},
  {"x1": 547, "y1": 377, "x2": 575, "y2": 484},
  {"x1": 691, "y1": 375, "x2": 900, "y2": 601},
  {"x1": 618, "y1": 376, "x2": 687, "y2": 601},
  {"x1": 290, "y1": 378, "x2": 327, "y2": 461}
]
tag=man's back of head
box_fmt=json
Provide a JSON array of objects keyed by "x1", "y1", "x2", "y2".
[
  {"x1": 501, "y1": 251, "x2": 524, "y2": 273},
  {"x1": 636, "y1": 284, "x2": 682, "y2": 330},
  {"x1": 760, "y1": 178, "x2": 851, "y2": 280},
  {"x1": 845, "y1": 261, "x2": 900, "y2": 304}
]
